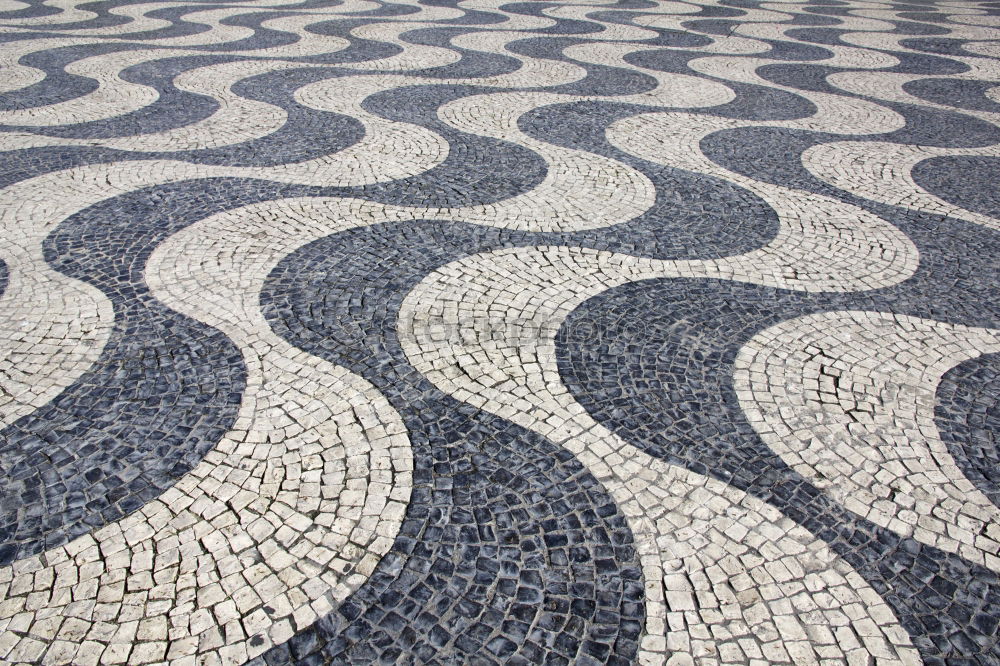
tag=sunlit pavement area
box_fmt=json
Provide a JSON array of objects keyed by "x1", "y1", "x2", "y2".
[{"x1": 1, "y1": 0, "x2": 1000, "y2": 663}]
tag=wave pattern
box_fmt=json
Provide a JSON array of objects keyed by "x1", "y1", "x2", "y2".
[{"x1": 0, "y1": 0, "x2": 999, "y2": 663}]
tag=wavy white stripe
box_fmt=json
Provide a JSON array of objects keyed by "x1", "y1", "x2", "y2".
[
  {"x1": 737, "y1": 311, "x2": 1000, "y2": 571},
  {"x1": 802, "y1": 141, "x2": 1000, "y2": 232},
  {"x1": 0, "y1": 198, "x2": 416, "y2": 665},
  {"x1": 607, "y1": 112, "x2": 918, "y2": 291},
  {"x1": 1, "y1": 92, "x2": 921, "y2": 430},
  {"x1": 825, "y1": 70, "x2": 1000, "y2": 125},
  {"x1": 396, "y1": 245, "x2": 919, "y2": 664},
  {"x1": 0, "y1": 115, "x2": 446, "y2": 426},
  {"x1": 1, "y1": 59, "x2": 299, "y2": 152},
  {"x1": 0, "y1": 37, "x2": 103, "y2": 93}
]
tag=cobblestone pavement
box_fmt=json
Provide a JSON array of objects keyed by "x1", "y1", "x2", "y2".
[{"x1": 0, "y1": 0, "x2": 999, "y2": 663}]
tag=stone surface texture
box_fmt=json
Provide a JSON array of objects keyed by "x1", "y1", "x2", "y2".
[{"x1": 0, "y1": 0, "x2": 999, "y2": 663}]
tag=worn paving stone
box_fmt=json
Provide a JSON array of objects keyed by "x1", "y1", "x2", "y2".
[{"x1": 0, "y1": 0, "x2": 999, "y2": 663}]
